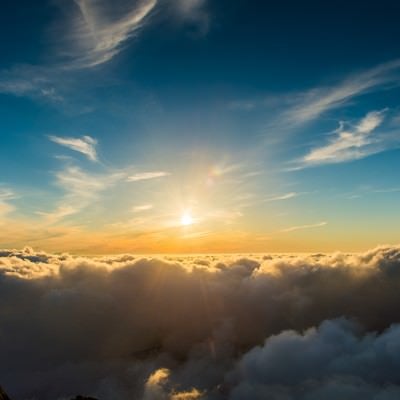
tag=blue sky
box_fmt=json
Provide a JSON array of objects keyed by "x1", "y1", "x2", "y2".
[{"x1": 1, "y1": 0, "x2": 400, "y2": 253}]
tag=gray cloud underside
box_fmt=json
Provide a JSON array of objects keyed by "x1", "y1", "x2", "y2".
[{"x1": 2, "y1": 246, "x2": 400, "y2": 399}]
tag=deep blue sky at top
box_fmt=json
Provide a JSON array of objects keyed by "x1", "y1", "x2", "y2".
[
  {"x1": 1, "y1": 1, "x2": 400, "y2": 148},
  {"x1": 0, "y1": 0, "x2": 399, "y2": 172}
]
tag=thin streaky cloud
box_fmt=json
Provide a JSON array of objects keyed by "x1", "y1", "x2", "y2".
[
  {"x1": 132, "y1": 204, "x2": 153, "y2": 213},
  {"x1": 281, "y1": 221, "x2": 327, "y2": 233},
  {"x1": 264, "y1": 192, "x2": 299, "y2": 202},
  {"x1": 172, "y1": 0, "x2": 210, "y2": 34},
  {"x1": 55, "y1": 166, "x2": 118, "y2": 197},
  {"x1": 300, "y1": 109, "x2": 388, "y2": 167},
  {"x1": 36, "y1": 205, "x2": 78, "y2": 223},
  {"x1": 127, "y1": 171, "x2": 170, "y2": 182},
  {"x1": 49, "y1": 135, "x2": 98, "y2": 161},
  {"x1": 0, "y1": 202, "x2": 15, "y2": 218},
  {"x1": 39, "y1": 166, "x2": 122, "y2": 223},
  {"x1": 70, "y1": 0, "x2": 158, "y2": 68},
  {"x1": 357, "y1": 109, "x2": 387, "y2": 133},
  {"x1": 279, "y1": 59, "x2": 400, "y2": 127},
  {"x1": 0, "y1": 0, "x2": 211, "y2": 109},
  {"x1": 345, "y1": 187, "x2": 400, "y2": 199},
  {"x1": 0, "y1": 187, "x2": 16, "y2": 219},
  {"x1": 0, "y1": 188, "x2": 15, "y2": 201},
  {"x1": 373, "y1": 187, "x2": 400, "y2": 193},
  {"x1": 0, "y1": 66, "x2": 64, "y2": 103},
  {"x1": 175, "y1": 0, "x2": 206, "y2": 17}
]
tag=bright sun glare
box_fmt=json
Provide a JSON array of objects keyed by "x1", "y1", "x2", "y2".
[{"x1": 180, "y1": 212, "x2": 194, "y2": 226}]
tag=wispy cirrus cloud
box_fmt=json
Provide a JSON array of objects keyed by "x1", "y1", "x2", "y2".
[
  {"x1": 264, "y1": 192, "x2": 299, "y2": 202},
  {"x1": 69, "y1": 0, "x2": 158, "y2": 68},
  {"x1": 38, "y1": 166, "x2": 122, "y2": 223},
  {"x1": 0, "y1": 0, "x2": 158, "y2": 107},
  {"x1": 0, "y1": 65, "x2": 64, "y2": 103},
  {"x1": 281, "y1": 60, "x2": 400, "y2": 127},
  {"x1": 0, "y1": 202, "x2": 15, "y2": 219},
  {"x1": 0, "y1": 188, "x2": 16, "y2": 219},
  {"x1": 0, "y1": 0, "x2": 213, "y2": 112},
  {"x1": 127, "y1": 171, "x2": 170, "y2": 182},
  {"x1": 281, "y1": 221, "x2": 327, "y2": 233},
  {"x1": 132, "y1": 204, "x2": 153, "y2": 212},
  {"x1": 373, "y1": 187, "x2": 400, "y2": 194},
  {"x1": 0, "y1": 188, "x2": 15, "y2": 202},
  {"x1": 299, "y1": 109, "x2": 394, "y2": 167},
  {"x1": 171, "y1": 0, "x2": 210, "y2": 34},
  {"x1": 41, "y1": 132, "x2": 172, "y2": 224},
  {"x1": 49, "y1": 135, "x2": 98, "y2": 161},
  {"x1": 36, "y1": 205, "x2": 78, "y2": 223},
  {"x1": 230, "y1": 60, "x2": 400, "y2": 129}
]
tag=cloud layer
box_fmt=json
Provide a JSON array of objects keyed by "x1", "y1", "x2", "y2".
[
  {"x1": 230, "y1": 319, "x2": 400, "y2": 400},
  {"x1": 2, "y1": 245, "x2": 400, "y2": 398}
]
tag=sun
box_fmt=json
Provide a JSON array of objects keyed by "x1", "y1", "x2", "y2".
[{"x1": 180, "y1": 212, "x2": 194, "y2": 226}]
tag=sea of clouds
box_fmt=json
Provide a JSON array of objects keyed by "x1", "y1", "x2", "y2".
[{"x1": 2, "y1": 246, "x2": 400, "y2": 399}]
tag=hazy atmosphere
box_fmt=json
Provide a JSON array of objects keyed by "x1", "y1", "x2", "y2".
[{"x1": 1, "y1": 0, "x2": 400, "y2": 399}]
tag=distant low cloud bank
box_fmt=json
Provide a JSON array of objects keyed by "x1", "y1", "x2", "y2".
[{"x1": 2, "y1": 246, "x2": 400, "y2": 399}]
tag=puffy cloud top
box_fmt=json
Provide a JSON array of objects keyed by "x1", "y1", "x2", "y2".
[{"x1": 2, "y1": 246, "x2": 400, "y2": 399}]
